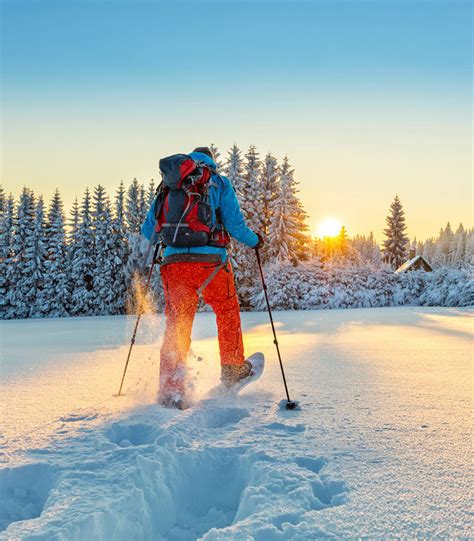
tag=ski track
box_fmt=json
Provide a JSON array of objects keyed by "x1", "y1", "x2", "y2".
[{"x1": 0, "y1": 307, "x2": 472, "y2": 539}]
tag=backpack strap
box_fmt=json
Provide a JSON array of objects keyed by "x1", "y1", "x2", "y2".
[{"x1": 196, "y1": 261, "x2": 227, "y2": 297}]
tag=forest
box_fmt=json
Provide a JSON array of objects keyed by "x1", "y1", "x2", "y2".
[{"x1": 0, "y1": 144, "x2": 472, "y2": 319}]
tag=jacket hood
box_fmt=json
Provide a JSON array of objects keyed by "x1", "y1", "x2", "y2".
[{"x1": 189, "y1": 151, "x2": 217, "y2": 171}]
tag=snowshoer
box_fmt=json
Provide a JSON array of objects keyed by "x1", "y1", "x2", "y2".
[{"x1": 142, "y1": 147, "x2": 263, "y2": 408}]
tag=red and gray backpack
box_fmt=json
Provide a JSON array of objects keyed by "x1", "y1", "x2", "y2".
[{"x1": 154, "y1": 154, "x2": 230, "y2": 248}]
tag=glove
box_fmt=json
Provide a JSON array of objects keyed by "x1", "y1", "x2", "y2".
[{"x1": 254, "y1": 233, "x2": 265, "y2": 250}]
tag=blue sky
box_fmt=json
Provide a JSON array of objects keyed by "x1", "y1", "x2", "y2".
[{"x1": 1, "y1": 0, "x2": 472, "y2": 239}]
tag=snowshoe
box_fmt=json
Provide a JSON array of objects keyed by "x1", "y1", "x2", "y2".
[
  {"x1": 158, "y1": 393, "x2": 190, "y2": 410},
  {"x1": 221, "y1": 360, "x2": 253, "y2": 388},
  {"x1": 209, "y1": 353, "x2": 265, "y2": 398}
]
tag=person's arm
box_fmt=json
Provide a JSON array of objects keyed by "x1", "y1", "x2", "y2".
[
  {"x1": 218, "y1": 176, "x2": 259, "y2": 248},
  {"x1": 141, "y1": 200, "x2": 157, "y2": 242}
]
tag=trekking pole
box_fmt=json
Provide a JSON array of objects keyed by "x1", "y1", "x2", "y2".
[
  {"x1": 255, "y1": 248, "x2": 298, "y2": 410},
  {"x1": 117, "y1": 241, "x2": 162, "y2": 396}
]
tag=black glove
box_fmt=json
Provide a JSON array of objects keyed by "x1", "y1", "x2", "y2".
[{"x1": 254, "y1": 233, "x2": 265, "y2": 250}]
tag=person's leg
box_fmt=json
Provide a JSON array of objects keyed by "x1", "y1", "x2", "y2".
[
  {"x1": 160, "y1": 263, "x2": 199, "y2": 399},
  {"x1": 201, "y1": 262, "x2": 245, "y2": 368}
]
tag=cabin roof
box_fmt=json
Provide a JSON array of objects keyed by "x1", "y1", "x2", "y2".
[{"x1": 395, "y1": 255, "x2": 433, "y2": 274}]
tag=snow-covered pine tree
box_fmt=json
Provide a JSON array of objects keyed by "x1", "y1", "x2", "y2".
[
  {"x1": 209, "y1": 144, "x2": 223, "y2": 171},
  {"x1": 70, "y1": 188, "x2": 95, "y2": 315},
  {"x1": 433, "y1": 222, "x2": 455, "y2": 267},
  {"x1": 66, "y1": 197, "x2": 80, "y2": 312},
  {"x1": 0, "y1": 186, "x2": 5, "y2": 214},
  {"x1": 351, "y1": 233, "x2": 382, "y2": 267},
  {"x1": 241, "y1": 145, "x2": 263, "y2": 233},
  {"x1": 382, "y1": 195, "x2": 409, "y2": 269},
  {"x1": 268, "y1": 156, "x2": 308, "y2": 264},
  {"x1": 68, "y1": 198, "x2": 80, "y2": 244},
  {"x1": 222, "y1": 144, "x2": 251, "y2": 305},
  {"x1": 6, "y1": 188, "x2": 37, "y2": 319},
  {"x1": 453, "y1": 223, "x2": 466, "y2": 263},
  {"x1": 125, "y1": 178, "x2": 149, "y2": 299},
  {"x1": 260, "y1": 153, "x2": 279, "y2": 239},
  {"x1": 110, "y1": 182, "x2": 129, "y2": 314},
  {"x1": 224, "y1": 144, "x2": 245, "y2": 195},
  {"x1": 465, "y1": 228, "x2": 474, "y2": 265},
  {"x1": 0, "y1": 194, "x2": 15, "y2": 318},
  {"x1": 368, "y1": 231, "x2": 382, "y2": 267},
  {"x1": 147, "y1": 179, "x2": 156, "y2": 207},
  {"x1": 422, "y1": 238, "x2": 436, "y2": 264},
  {"x1": 30, "y1": 196, "x2": 48, "y2": 317},
  {"x1": 91, "y1": 185, "x2": 117, "y2": 315},
  {"x1": 126, "y1": 179, "x2": 144, "y2": 234},
  {"x1": 139, "y1": 183, "x2": 147, "y2": 225},
  {"x1": 40, "y1": 190, "x2": 69, "y2": 318},
  {"x1": 227, "y1": 145, "x2": 263, "y2": 307}
]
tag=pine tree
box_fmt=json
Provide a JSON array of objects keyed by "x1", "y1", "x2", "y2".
[
  {"x1": 110, "y1": 182, "x2": 129, "y2": 314},
  {"x1": 422, "y1": 238, "x2": 436, "y2": 263},
  {"x1": 382, "y1": 195, "x2": 409, "y2": 269},
  {"x1": 465, "y1": 229, "x2": 474, "y2": 265},
  {"x1": 209, "y1": 144, "x2": 222, "y2": 170},
  {"x1": 269, "y1": 157, "x2": 308, "y2": 264},
  {"x1": 338, "y1": 225, "x2": 349, "y2": 255},
  {"x1": 68, "y1": 197, "x2": 80, "y2": 244},
  {"x1": 0, "y1": 194, "x2": 15, "y2": 318},
  {"x1": 453, "y1": 223, "x2": 466, "y2": 263},
  {"x1": 126, "y1": 178, "x2": 144, "y2": 234},
  {"x1": 147, "y1": 179, "x2": 156, "y2": 207},
  {"x1": 260, "y1": 153, "x2": 279, "y2": 237},
  {"x1": 66, "y1": 197, "x2": 80, "y2": 312},
  {"x1": 7, "y1": 188, "x2": 37, "y2": 318},
  {"x1": 92, "y1": 184, "x2": 116, "y2": 315},
  {"x1": 0, "y1": 186, "x2": 5, "y2": 214},
  {"x1": 30, "y1": 197, "x2": 48, "y2": 317},
  {"x1": 224, "y1": 144, "x2": 245, "y2": 194},
  {"x1": 241, "y1": 145, "x2": 263, "y2": 233},
  {"x1": 124, "y1": 179, "x2": 149, "y2": 296},
  {"x1": 368, "y1": 231, "x2": 383, "y2": 267},
  {"x1": 40, "y1": 190, "x2": 69, "y2": 317},
  {"x1": 70, "y1": 188, "x2": 95, "y2": 315},
  {"x1": 433, "y1": 222, "x2": 455, "y2": 266},
  {"x1": 226, "y1": 145, "x2": 263, "y2": 307}
]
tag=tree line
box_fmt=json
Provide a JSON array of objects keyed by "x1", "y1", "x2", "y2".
[
  {"x1": 0, "y1": 144, "x2": 309, "y2": 318},
  {"x1": 312, "y1": 195, "x2": 472, "y2": 270},
  {"x1": 0, "y1": 145, "x2": 471, "y2": 319}
]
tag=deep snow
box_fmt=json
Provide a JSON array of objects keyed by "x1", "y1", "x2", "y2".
[{"x1": 0, "y1": 307, "x2": 472, "y2": 539}]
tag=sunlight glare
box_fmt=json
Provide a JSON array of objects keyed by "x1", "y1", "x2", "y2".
[{"x1": 316, "y1": 218, "x2": 342, "y2": 238}]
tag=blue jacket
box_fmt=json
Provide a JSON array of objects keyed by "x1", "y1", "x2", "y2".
[{"x1": 141, "y1": 151, "x2": 258, "y2": 261}]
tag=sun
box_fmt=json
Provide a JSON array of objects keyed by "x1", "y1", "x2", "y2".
[{"x1": 316, "y1": 218, "x2": 342, "y2": 238}]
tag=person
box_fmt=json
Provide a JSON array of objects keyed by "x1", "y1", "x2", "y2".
[{"x1": 142, "y1": 147, "x2": 263, "y2": 408}]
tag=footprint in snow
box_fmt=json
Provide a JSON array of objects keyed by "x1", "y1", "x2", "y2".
[
  {"x1": 294, "y1": 455, "x2": 326, "y2": 474},
  {"x1": 105, "y1": 422, "x2": 158, "y2": 447},
  {"x1": 59, "y1": 412, "x2": 98, "y2": 423},
  {"x1": 311, "y1": 477, "x2": 349, "y2": 508},
  {"x1": 264, "y1": 422, "x2": 305, "y2": 433},
  {"x1": 181, "y1": 405, "x2": 250, "y2": 430},
  {"x1": 0, "y1": 462, "x2": 59, "y2": 533}
]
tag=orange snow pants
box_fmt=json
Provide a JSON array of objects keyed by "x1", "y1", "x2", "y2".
[{"x1": 160, "y1": 260, "x2": 245, "y2": 391}]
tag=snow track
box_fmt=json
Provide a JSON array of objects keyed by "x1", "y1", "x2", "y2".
[
  {"x1": 0, "y1": 401, "x2": 348, "y2": 540},
  {"x1": 1, "y1": 307, "x2": 472, "y2": 539}
]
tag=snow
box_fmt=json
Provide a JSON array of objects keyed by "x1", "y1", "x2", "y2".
[{"x1": 1, "y1": 307, "x2": 472, "y2": 539}]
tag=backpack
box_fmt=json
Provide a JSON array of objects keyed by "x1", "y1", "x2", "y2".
[{"x1": 154, "y1": 154, "x2": 230, "y2": 248}]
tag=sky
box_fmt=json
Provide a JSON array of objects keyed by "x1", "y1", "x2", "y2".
[{"x1": 1, "y1": 0, "x2": 472, "y2": 241}]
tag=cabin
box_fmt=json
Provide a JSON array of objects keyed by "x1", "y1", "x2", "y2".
[{"x1": 395, "y1": 249, "x2": 433, "y2": 274}]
